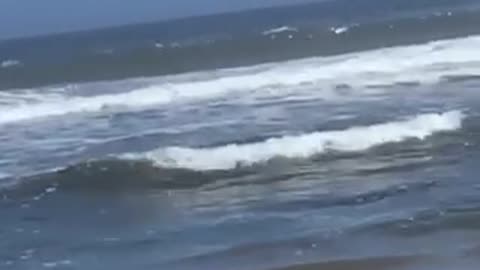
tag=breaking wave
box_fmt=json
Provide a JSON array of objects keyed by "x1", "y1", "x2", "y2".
[
  {"x1": 1, "y1": 59, "x2": 21, "y2": 68},
  {"x1": 122, "y1": 110, "x2": 464, "y2": 171},
  {"x1": 262, "y1": 26, "x2": 298, "y2": 35},
  {"x1": 1, "y1": 35, "x2": 480, "y2": 125},
  {"x1": 330, "y1": 26, "x2": 350, "y2": 34}
]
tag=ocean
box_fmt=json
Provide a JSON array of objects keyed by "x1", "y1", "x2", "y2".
[{"x1": 2, "y1": 0, "x2": 480, "y2": 269}]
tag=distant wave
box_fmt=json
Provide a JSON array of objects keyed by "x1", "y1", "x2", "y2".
[
  {"x1": 330, "y1": 26, "x2": 350, "y2": 35},
  {"x1": 1, "y1": 59, "x2": 21, "y2": 68},
  {"x1": 262, "y1": 26, "x2": 298, "y2": 35},
  {"x1": 1, "y1": 35, "x2": 480, "y2": 125},
  {"x1": 0, "y1": 172, "x2": 11, "y2": 181},
  {"x1": 154, "y1": 42, "x2": 165, "y2": 49},
  {"x1": 122, "y1": 111, "x2": 464, "y2": 171}
]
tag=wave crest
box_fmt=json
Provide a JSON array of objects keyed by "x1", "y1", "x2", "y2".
[
  {"x1": 262, "y1": 26, "x2": 298, "y2": 35},
  {"x1": 1, "y1": 59, "x2": 21, "y2": 68},
  {"x1": 122, "y1": 111, "x2": 464, "y2": 171},
  {"x1": 1, "y1": 35, "x2": 480, "y2": 125}
]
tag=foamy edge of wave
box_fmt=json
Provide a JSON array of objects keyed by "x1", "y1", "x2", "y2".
[
  {"x1": 1, "y1": 35, "x2": 480, "y2": 125},
  {"x1": 1, "y1": 59, "x2": 21, "y2": 68},
  {"x1": 330, "y1": 26, "x2": 350, "y2": 35},
  {"x1": 121, "y1": 110, "x2": 464, "y2": 171},
  {"x1": 262, "y1": 26, "x2": 298, "y2": 35}
]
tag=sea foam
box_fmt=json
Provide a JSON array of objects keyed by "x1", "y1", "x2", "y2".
[
  {"x1": 330, "y1": 26, "x2": 349, "y2": 34},
  {"x1": 262, "y1": 26, "x2": 298, "y2": 35},
  {"x1": 122, "y1": 110, "x2": 464, "y2": 170},
  {"x1": 1, "y1": 35, "x2": 480, "y2": 125},
  {"x1": 1, "y1": 59, "x2": 21, "y2": 68}
]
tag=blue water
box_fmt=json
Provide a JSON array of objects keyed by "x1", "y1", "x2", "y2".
[{"x1": 2, "y1": 1, "x2": 480, "y2": 269}]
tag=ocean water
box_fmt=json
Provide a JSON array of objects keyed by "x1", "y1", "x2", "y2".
[{"x1": 2, "y1": 1, "x2": 480, "y2": 269}]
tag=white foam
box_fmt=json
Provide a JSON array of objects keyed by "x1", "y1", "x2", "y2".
[
  {"x1": 123, "y1": 111, "x2": 464, "y2": 171},
  {"x1": 0, "y1": 171, "x2": 10, "y2": 180},
  {"x1": 1, "y1": 59, "x2": 21, "y2": 68},
  {"x1": 262, "y1": 26, "x2": 298, "y2": 35},
  {"x1": 42, "y1": 260, "x2": 72, "y2": 268},
  {"x1": 2, "y1": 36, "x2": 480, "y2": 124},
  {"x1": 330, "y1": 26, "x2": 349, "y2": 35}
]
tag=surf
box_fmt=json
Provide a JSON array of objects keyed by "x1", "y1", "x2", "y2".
[
  {"x1": 121, "y1": 110, "x2": 464, "y2": 171},
  {"x1": 1, "y1": 35, "x2": 480, "y2": 125}
]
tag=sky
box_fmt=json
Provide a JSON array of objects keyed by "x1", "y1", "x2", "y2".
[{"x1": 0, "y1": 0, "x2": 320, "y2": 39}]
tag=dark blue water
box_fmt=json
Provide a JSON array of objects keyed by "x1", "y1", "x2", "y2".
[{"x1": 2, "y1": 1, "x2": 480, "y2": 269}]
